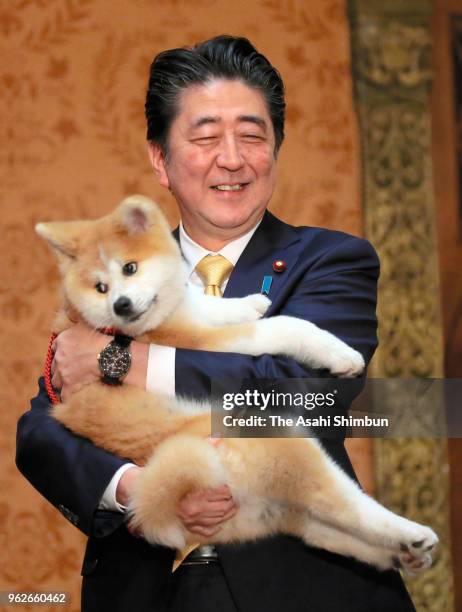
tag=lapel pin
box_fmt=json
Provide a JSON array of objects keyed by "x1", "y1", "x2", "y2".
[
  {"x1": 261, "y1": 276, "x2": 273, "y2": 296},
  {"x1": 272, "y1": 259, "x2": 286, "y2": 273}
]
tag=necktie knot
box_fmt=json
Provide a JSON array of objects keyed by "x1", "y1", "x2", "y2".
[{"x1": 195, "y1": 254, "x2": 233, "y2": 297}]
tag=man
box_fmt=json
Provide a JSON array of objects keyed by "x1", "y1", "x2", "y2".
[{"x1": 17, "y1": 35, "x2": 416, "y2": 611}]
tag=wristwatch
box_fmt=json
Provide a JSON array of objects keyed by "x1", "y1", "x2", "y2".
[{"x1": 98, "y1": 334, "x2": 133, "y2": 385}]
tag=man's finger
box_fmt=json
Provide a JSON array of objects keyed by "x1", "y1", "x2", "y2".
[
  {"x1": 204, "y1": 485, "x2": 233, "y2": 501},
  {"x1": 180, "y1": 497, "x2": 238, "y2": 524},
  {"x1": 208, "y1": 499, "x2": 235, "y2": 511},
  {"x1": 218, "y1": 505, "x2": 238, "y2": 524},
  {"x1": 188, "y1": 505, "x2": 237, "y2": 526},
  {"x1": 180, "y1": 485, "x2": 232, "y2": 505},
  {"x1": 182, "y1": 514, "x2": 225, "y2": 527},
  {"x1": 177, "y1": 498, "x2": 234, "y2": 520},
  {"x1": 198, "y1": 500, "x2": 235, "y2": 516},
  {"x1": 185, "y1": 524, "x2": 221, "y2": 537}
]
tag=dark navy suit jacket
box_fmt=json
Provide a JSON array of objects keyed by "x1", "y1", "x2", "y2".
[{"x1": 16, "y1": 211, "x2": 415, "y2": 611}]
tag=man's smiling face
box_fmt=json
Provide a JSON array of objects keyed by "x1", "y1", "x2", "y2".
[{"x1": 148, "y1": 79, "x2": 278, "y2": 248}]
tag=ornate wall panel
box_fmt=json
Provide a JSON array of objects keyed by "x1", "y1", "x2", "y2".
[
  {"x1": 349, "y1": 1, "x2": 454, "y2": 611},
  {"x1": 1, "y1": 1, "x2": 368, "y2": 609},
  {"x1": 432, "y1": 2, "x2": 462, "y2": 608}
]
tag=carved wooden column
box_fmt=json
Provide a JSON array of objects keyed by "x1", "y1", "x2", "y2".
[{"x1": 348, "y1": 1, "x2": 454, "y2": 610}]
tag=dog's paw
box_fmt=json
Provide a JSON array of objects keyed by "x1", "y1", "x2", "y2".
[
  {"x1": 225, "y1": 294, "x2": 271, "y2": 324},
  {"x1": 393, "y1": 526, "x2": 438, "y2": 575},
  {"x1": 326, "y1": 345, "x2": 365, "y2": 377},
  {"x1": 400, "y1": 526, "x2": 439, "y2": 558},
  {"x1": 393, "y1": 551, "x2": 434, "y2": 576},
  {"x1": 242, "y1": 294, "x2": 271, "y2": 318}
]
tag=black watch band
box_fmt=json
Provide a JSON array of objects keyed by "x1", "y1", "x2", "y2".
[
  {"x1": 113, "y1": 333, "x2": 133, "y2": 348},
  {"x1": 101, "y1": 374, "x2": 124, "y2": 386}
]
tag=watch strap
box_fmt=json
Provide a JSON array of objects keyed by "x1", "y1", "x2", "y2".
[
  {"x1": 113, "y1": 333, "x2": 133, "y2": 348},
  {"x1": 101, "y1": 374, "x2": 124, "y2": 386}
]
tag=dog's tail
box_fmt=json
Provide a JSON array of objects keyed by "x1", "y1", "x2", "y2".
[{"x1": 128, "y1": 434, "x2": 227, "y2": 549}]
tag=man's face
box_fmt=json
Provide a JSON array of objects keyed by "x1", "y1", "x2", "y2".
[{"x1": 148, "y1": 79, "x2": 277, "y2": 246}]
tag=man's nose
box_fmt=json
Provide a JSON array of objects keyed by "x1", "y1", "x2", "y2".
[{"x1": 216, "y1": 136, "x2": 244, "y2": 171}]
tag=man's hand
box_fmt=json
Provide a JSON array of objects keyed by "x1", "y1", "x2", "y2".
[
  {"x1": 51, "y1": 322, "x2": 149, "y2": 400},
  {"x1": 177, "y1": 485, "x2": 237, "y2": 537},
  {"x1": 118, "y1": 470, "x2": 237, "y2": 540},
  {"x1": 176, "y1": 439, "x2": 236, "y2": 537},
  {"x1": 52, "y1": 323, "x2": 109, "y2": 401}
]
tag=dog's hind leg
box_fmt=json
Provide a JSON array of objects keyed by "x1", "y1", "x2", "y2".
[
  {"x1": 259, "y1": 438, "x2": 438, "y2": 566},
  {"x1": 228, "y1": 438, "x2": 438, "y2": 569},
  {"x1": 288, "y1": 511, "x2": 433, "y2": 574}
]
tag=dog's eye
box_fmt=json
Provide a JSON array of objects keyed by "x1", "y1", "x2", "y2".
[
  {"x1": 95, "y1": 282, "x2": 108, "y2": 294},
  {"x1": 123, "y1": 262, "x2": 138, "y2": 276}
]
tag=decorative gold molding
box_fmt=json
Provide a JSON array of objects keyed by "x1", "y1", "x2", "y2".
[
  {"x1": 354, "y1": 21, "x2": 432, "y2": 88},
  {"x1": 348, "y1": 1, "x2": 455, "y2": 610}
]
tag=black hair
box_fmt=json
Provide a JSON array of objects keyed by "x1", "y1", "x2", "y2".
[{"x1": 145, "y1": 35, "x2": 285, "y2": 156}]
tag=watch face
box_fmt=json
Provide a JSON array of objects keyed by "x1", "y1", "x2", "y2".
[{"x1": 98, "y1": 342, "x2": 131, "y2": 379}]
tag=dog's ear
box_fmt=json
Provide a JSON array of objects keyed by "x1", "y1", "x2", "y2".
[
  {"x1": 117, "y1": 195, "x2": 166, "y2": 235},
  {"x1": 35, "y1": 221, "x2": 89, "y2": 259}
]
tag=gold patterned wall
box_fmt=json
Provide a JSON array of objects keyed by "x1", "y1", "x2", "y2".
[
  {"x1": 1, "y1": 1, "x2": 367, "y2": 609},
  {"x1": 432, "y1": 2, "x2": 462, "y2": 608},
  {"x1": 349, "y1": 1, "x2": 455, "y2": 610}
]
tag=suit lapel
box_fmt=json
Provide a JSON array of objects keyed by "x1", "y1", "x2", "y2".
[{"x1": 223, "y1": 211, "x2": 302, "y2": 310}]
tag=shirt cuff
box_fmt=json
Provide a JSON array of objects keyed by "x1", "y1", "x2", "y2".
[
  {"x1": 146, "y1": 344, "x2": 176, "y2": 396},
  {"x1": 98, "y1": 463, "x2": 137, "y2": 513}
]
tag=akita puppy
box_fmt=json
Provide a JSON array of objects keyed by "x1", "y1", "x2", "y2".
[{"x1": 36, "y1": 195, "x2": 438, "y2": 574}]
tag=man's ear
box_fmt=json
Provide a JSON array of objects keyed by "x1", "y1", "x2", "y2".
[
  {"x1": 147, "y1": 142, "x2": 170, "y2": 189},
  {"x1": 35, "y1": 220, "x2": 89, "y2": 259}
]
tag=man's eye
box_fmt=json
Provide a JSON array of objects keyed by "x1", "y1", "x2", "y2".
[
  {"x1": 193, "y1": 137, "x2": 217, "y2": 144},
  {"x1": 123, "y1": 261, "x2": 138, "y2": 276},
  {"x1": 242, "y1": 134, "x2": 262, "y2": 141},
  {"x1": 95, "y1": 282, "x2": 108, "y2": 294}
]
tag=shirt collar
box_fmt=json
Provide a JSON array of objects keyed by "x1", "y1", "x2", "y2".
[{"x1": 179, "y1": 218, "x2": 263, "y2": 276}]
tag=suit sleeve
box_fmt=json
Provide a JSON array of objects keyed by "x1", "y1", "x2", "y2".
[
  {"x1": 16, "y1": 377, "x2": 127, "y2": 537},
  {"x1": 175, "y1": 236, "x2": 379, "y2": 400}
]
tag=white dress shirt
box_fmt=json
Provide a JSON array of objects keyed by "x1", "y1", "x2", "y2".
[{"x1": 100, "y1": 219, "x2": 262, "y2": 512}]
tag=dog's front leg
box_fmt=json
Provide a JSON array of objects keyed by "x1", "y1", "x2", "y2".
[
  {"x1": 223, "y1": 315, "x2": 365, "y2": 377},
  {"x1": 151, "y1": 305, "x2": 363, "y2": 377}
]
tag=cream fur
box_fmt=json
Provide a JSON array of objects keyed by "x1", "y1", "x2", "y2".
[{"x1": 38, "y1": 195, "x2": 438, "y2": 574}]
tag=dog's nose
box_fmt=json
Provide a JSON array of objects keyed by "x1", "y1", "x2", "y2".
[{"x1": 113, "y1": 296, "x2": 133, "y2": 317}]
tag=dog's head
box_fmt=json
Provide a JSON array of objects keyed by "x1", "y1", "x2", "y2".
[{"x1": 36, "y1": 195, "x2": 187, "y2": 335}]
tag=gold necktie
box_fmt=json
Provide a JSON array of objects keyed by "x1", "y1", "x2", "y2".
[
  {"x1": 172, "y1": 255, "x2": 233, "y2": 572},
  {"x1": 195, "y1": 254, "x2": 233, "y2": 297}
]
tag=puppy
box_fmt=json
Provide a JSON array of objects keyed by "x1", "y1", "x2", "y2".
[{"x1": 36, "y1": 195, "x2": 438, "y2": 574}]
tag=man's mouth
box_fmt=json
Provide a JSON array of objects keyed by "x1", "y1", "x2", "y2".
[{"x1": 211, "y1": 183, "x2": 249, "y2": 191}]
